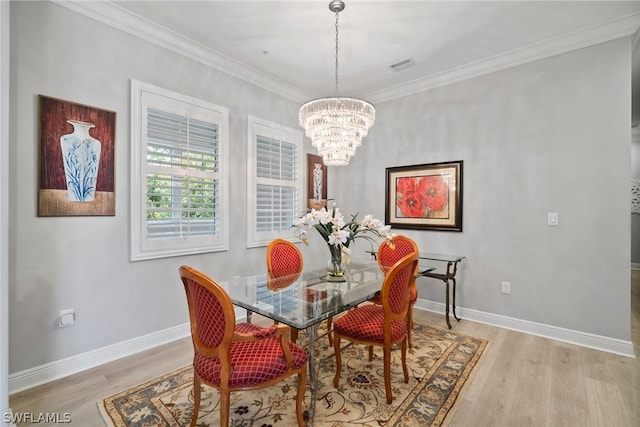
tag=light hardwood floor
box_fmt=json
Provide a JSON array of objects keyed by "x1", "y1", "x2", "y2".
[{"x1": 9, "y1": 270, "x2": 640, "y2": 426}]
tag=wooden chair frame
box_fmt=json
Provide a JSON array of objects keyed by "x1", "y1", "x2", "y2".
[
  {"x1": 376, "y1": 235, "x2": 420, "y2": 347},
  {"x1": 179, "y1": 265, "x2": 307, "y2": 427},
  {"x1": 266, "y1": 238, "x2": 304, "y2": 276},
  {"x1": 332, "y1": 252, "x2": 419, "y2": 404}
]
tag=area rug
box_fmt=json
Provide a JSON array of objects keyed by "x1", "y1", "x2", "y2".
[{"x1": 99, "y1": 323, "x2": 487, "y2": 426}]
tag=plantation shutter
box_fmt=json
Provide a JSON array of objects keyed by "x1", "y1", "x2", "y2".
[
  {"x1": 255, "y1": 135, "x2": 297, "y2": 232},
  {"x1": 146, "y1": 108, "x2": 220, "y2": 239},
  {"x1": 131, "y1": 80, "x2": 229, "y2": 260},
  {"x1": 246, "y1": 116, "x2": 303, "y2": 248}
]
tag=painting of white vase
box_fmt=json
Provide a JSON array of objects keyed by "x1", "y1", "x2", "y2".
[
  {"x1": 59, "y1": 120, "x2": 102, "y2": 202},
  {"x1": 38, "y1": 95, "x2": 115, "y2": 216},
  {"x1": 307, "y1": 154, "x2": 327, "y2": 209}
]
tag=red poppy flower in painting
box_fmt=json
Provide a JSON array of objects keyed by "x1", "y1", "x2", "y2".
[
  {"x1": 417, "y1": 175, "x2": 449, "y2": 212},
  {"x1": 397, "y1": 189, "x2": 424, "y2": 218},
  {"x1": 396, "y1": 177, "x2": 416, "y2": 194}
]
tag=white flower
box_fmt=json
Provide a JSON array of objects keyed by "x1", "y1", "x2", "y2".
[
  {"x1": 298, "y1": 229, "x2": 308, "y2": 244},
  {"x1": 291, "y1": 206, "x2": 392, "y2": 250}
]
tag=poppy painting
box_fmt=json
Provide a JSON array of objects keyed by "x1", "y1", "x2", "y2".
[{"x1": 385, "y1": 161, "x2": 463, "y2": 231}]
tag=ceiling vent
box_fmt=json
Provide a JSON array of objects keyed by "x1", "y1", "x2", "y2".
[{"x1": 389, "y1": 58, "x2": 416, "y2": 72}]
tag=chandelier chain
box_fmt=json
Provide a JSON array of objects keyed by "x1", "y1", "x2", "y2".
[
  {"x1": 298, "y1": 0, "x2": 375, "y2": 166},
  {"x1": 334, "y1": 9, "x2": 339, "y2": 95}
]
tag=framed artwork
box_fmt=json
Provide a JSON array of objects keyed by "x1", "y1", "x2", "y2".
[
  {"x1": 38, "y1": 95, "x2": 116, "y2": 216},
  {"x1": 385, "y1": 160, "x2": 463, "y2": 231},
  {"x1": 307, "y1": 153, "x2": 328, "y2": 209}
]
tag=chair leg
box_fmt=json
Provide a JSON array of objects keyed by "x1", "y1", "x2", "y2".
[
  {"x1": 383, "y1": 345, "x2": 393, "y2": 404},
  {"x1": 220, "y1": 389, "x2": 230, "y2": 427},
  {"x1": 332, "y1": 333, "x2": 342, "y2": 388},
  {"x1": 190, "y1": 374, "x2": 201, "y2": 427},
  {"x1": 296, "y1": 369, "x2": 307, "y2": 427},
  {"x1": 327, "y1": 316, "x2": 333, "y2": 345},
  {"x1": 291, "y1": 327, "x2": 299, "y2": 343},
  {"x1": 401, "y1": 337, "x2": 409, "y2": 383},
  {"x1": 408, "y1": 305, "x2": 414, "y2": 348},
  {"x1": 368, "y1": 345, "x2": 374, "y2": 361}
]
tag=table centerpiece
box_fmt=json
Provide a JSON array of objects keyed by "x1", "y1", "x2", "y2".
[{"x1": 293, "y1": 205, "x2": 393, "y2": 281}]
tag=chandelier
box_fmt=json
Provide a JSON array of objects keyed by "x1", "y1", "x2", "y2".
[{"x1": 299, "y1": 0, "x2": 375, "y2": 167}]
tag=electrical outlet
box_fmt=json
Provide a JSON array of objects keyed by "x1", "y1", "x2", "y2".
[
  {"x1": 59, "y1": 309, "x2": 75, "y2": 327},
  {"x1": 547, "y1": 212, "x2": 559, "y2": 226},
  {"x1": 501, "y1": 281, "x2": 511, "y2": 294}
]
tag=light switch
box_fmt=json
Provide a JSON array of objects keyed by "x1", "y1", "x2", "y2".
[{"x1": 547, "y1": 212, "x2": 558, "y2": 226}]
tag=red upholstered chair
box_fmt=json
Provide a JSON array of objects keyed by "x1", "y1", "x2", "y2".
[
  {"x1": 332, "y1": 251, "x2": 419, "y2": 404},
  {"x1": 179, "y1": 265, "x2": 308, "y2": 427},
  {"x1": 326, "y1": 236, "x2": 419, "y2": 347},
  {"x1": 267, "y1": 238, "x2": 304, "y2": 278},
  {"x1": 266, "y1": 239, "x2": 304, "y2": 342},
  {"x1": 372, "y1": 235, "x2": 420, "y2": 347}
]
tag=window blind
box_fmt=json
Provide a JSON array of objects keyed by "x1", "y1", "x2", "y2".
[
  {"x1": 146, "y1": 108, "x2": 220, "y2": 239},
  {"x1": 255, "y1": 135, "x2": 297, "y2": 232}
]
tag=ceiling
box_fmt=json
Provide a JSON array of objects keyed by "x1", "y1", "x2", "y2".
[{"x1": 71, "y1": 1, "x2": 640, "y2": 118}]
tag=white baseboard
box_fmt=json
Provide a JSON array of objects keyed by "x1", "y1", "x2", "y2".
[
  {"x1": 631, "y1": 263, "x2": 640, "y2": 270},
  {"x1": 414, "y1": 299, "x2": 636, "y2": 358},
  {"x1": 8, "y1": 303, "x2": 635, "y2": 394},
  {"x1": 8, "y1": 323, "x2": 191, "y2": 395}
]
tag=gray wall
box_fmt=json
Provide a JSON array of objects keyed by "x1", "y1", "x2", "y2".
[
  {"x1": 8, "y1": 2, "x2": 315, "y2": 374},
  {"x1": 8, "y1": 1, "x2": 632, "y2": 378},
  {"x1": 332, "y1": 38, "x2": 632, "y2": 338}
]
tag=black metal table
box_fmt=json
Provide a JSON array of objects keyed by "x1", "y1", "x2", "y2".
[{"x1": 366, "y1": 250, "x2": 465, "y2": 329}]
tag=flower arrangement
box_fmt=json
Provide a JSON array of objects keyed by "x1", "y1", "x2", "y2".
[{"x1": 292, "y1": 205, "x2": 392, "y2": 279}]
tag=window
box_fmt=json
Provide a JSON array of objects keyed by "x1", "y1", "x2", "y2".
[
  {"x1": 247, "y1": 116, "x2": 303, "y2": 247},
  {"x1": 131, "y1": 80, "x2": 229, "y2": 260}
]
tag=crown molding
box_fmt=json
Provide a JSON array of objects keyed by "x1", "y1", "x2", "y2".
[
  {"x1": 52, "y1": 0, "x2": 311, "y2": 103},
  {"x1": 366, "y1": 13, "x2": 640, "y2": 104},
  {"x1": 53, "y1": 1, "x2": 639, "y2": 105}
]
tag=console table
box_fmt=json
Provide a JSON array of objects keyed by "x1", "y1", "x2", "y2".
[
  {"x1": 366, "y1": 250, "x2": 466, "y2": 329},
  {"x1": 417, "y1": 253, "x2": 466, "y2": 328}
]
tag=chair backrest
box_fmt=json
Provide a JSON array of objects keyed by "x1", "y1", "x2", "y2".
[
  {"x1": 380, "y1": 251, "x2": 419, "y2": 321},
  {"x1": 179, "y1": 265, "x2": 236, "y2": 356},
  {"x1": 377, "y1": 235, "x2": 419, "y2": 273},
  {"x1": 267, "y1": 239, "x2": 304, "y2": 278}
]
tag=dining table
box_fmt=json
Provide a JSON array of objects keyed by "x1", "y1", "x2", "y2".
[{"x1": 218, "y1": 257, "x2": 388, "y2": 426}]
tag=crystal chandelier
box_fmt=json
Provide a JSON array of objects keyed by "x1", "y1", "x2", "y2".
[{"x1": 299, "y1": 0, "x2": 375, "y2": 167}]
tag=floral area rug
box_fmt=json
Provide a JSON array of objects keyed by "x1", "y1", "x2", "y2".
[{"x1": 99, "y1": 323, "x2": 487, "y2": 427}]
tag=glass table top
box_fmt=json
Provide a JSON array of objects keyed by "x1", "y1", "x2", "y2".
[
  {"x1": 418, "y1": 252, "x2": 466, "y2": 262},
  {"x1": 365, "y1": 250, "x2": 465, "y2": 264},
  {"x1": 219, "y1": 259, "x2": 386, "y2": 330}
]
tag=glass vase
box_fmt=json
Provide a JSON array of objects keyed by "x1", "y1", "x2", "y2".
[{"x1": 327, "y1": 244, "x2": 346, "y2": 282}]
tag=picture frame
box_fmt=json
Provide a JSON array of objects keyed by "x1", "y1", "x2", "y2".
[
  {"x1": 307, "y1": 153, "x2": 328, "y2": 210},
  {"x1": 385, "y1": 160, "x2": 463, "y2": 231},
  {"x1": 38, "y1": 95, "x2": 116, "y2": 216}
]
